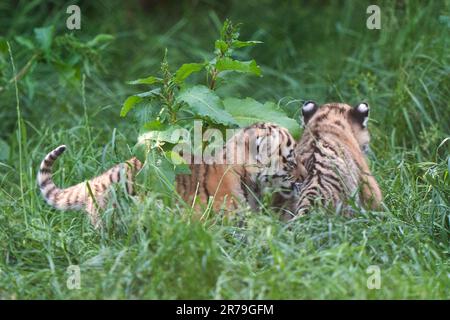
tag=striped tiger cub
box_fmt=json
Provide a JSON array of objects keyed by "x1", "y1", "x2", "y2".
[
  {"x1": 286, "y1": 101, "x2": 382, "y2": 218},
  {"x1": 38, "y1": 123, "x2": 302, "y2": 227},
  {"x1": 176, "y1": 123, "x2": 304, "y2": 215},
  {"x1": 37, "y1": 147, "x2": 142, "y2": 227}
]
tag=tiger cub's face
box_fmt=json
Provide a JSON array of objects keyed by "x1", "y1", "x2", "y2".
[
  {"x1": 248, "y1": 123, "x2": 301, "y2": 196},
  {"x1": 301, "y1": 101, "x2": 372, "y2": 155}
]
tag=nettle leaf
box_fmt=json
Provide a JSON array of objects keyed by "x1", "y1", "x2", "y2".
[
  {"x1": 34, "y1": 26, "x2": 54, "y2": 53},
  {"x1": 134, "y1": 141, "x2": 189, "y2": 194},
  {"x1": 132, "y1": 142, "x2": 149, "y2": 163},
  {"x1": 215, "y1": 57, "x2": 261, "y2": 76},
  {"x1": 136, "y1": 88, "x2": 161, "y2": 98},
  {"x1": 127, "y1": 76, "x2": 162, "y2": 85},
  {"x1": 54, "y1": 62, "x2": 80, "y2": 86},
  {"x1": 174, "y1": 63, "x2": 205, "y2": 84},
  {"x1": 166, "y1": 151, "x2": 189, "y2": 169},
  {"x1": 129, "y1": 101, "x2": 160, "y2": 127},
  {"x1": 142, "y1": 120, "x2": 164, "y2": 131},
  {"x1": 137, "y1": 124, "x2": 185, "y2": 146},
  {"x1": 120, "y1": 89, "x2": 161, "y2": 117},
  {"x1": 232, "y1": 40, "x2": 263, "y2": 48},
  {"x1": 214, "y1": 40, "x2": 228, "y2": 53},
  {"x1": 177, "y1": 85, "x2": 237, "y2": 126},
  {"x1": 121, "y1": 96, "x2": 142, "y2": 117},
  {"x1": 223, "y1": 97, "x2": 300, "y2": 138},
  {"x1": 135, "y1": 148, "x2": 177, "y2": 194}
]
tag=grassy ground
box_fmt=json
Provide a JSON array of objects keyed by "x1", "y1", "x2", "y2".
[{"x1": 0, "y1": 0, "x2": 449, "y2": 299}]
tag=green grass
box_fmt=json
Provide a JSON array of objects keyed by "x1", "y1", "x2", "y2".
[{"x1": 0, "y1": 0, "x2": 449, "y2": 299}]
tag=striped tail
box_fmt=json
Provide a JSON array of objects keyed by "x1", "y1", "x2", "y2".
[{"x1": 37, "y1": 145, "x2": 83, "y2": 210}]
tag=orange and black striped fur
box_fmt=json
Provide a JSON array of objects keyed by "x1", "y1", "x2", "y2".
[
  {"x1": 38, "y1": 145, "x2": 142, "y2": 227},
  {"x1": 38, "y1": 123, "x2": 302, "y2": 227},
  {"x1": 176, "y1": 123, "x2": 303, "y2": 215},
  {"x1": 286, "y1": 101, "x2": 382, "y2": 219}
]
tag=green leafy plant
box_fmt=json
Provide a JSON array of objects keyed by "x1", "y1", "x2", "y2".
[
  {"x1": 0, "y1": 26, "x2": 113, "y2": 93},
  {"x1": 120, "y1": 19, "x2": 300, "y2": 195}
]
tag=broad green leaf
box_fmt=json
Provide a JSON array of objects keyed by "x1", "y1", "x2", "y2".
[
  {"x1": 215, "y1": 57, "x2": 261, "y2": 76},
  {"x1": 120, "y1": 89, "x2": 161, "y2": 117},
  {"x1": 136, "y1": 88, "x2": 161, "y2": 98},
  {"x1": 120, "y1": 96, "x2": 142, "y2": 117},
  {"x1": 166, "y1": 150, "x2": 188, "y2": 167},
  {"x1": 127, "y1": 76, "x2": 162, "y2": 85},
  {"x1": 177, "y1": 85, "x2": 237, "y2": 126},
  {"x1": 87, "y1": 34, "x2": 114, "y2": 47},
  {"x1": 142, "y1": 120, "x2": 164, "y2": 131},
  {"x1": 34, "y1": 26, "x2": 54, "y2": 53},
  {"x1": 130, "y1": 101, "x2": 160, "y2": 127},
  {"x1": 214, "y1": 40, "x2": 228, "y2": 53},
  {"x1": 137, "y1": 125, "x2": 186, "y2": 145},
  {"x1": 223, "y1": 97, "x2": 300, "y2": 138},
  {"x1": 134, "y1": 148, "x2": 177, "y2": 194},
  {"x1": 232, "y1": 40, "x2": 263, "y2": 48},
  {"x1": 174, "y1": 63, "x2": 205, "y2": 84}
]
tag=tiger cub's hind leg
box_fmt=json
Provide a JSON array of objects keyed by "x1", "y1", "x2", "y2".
[
  {"x1": 360, "y1": 174, "x2": 382, "y2": 210},
  {"x1": 86, "y1": 197, "x2": 101, "y2": 229}
]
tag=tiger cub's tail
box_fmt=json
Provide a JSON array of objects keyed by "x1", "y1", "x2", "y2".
[
  {"x1": 37, "y1": 145, "x2": 86, "y2": 210},
  {"x1": 38, "y1": 145, "x2": 144, "y2": 214}
]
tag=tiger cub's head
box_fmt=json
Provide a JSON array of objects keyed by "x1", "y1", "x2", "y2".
[
  {"x1": 245, "y1": 123, "x2": 303, "y2": 198},
  {"x1": 301, "y1": 101, "x2": 371, "y2": 154}
]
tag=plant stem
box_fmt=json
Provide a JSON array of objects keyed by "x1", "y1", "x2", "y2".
[
  {"x1": 7, "y1": 42, "x2": 25, "y2": 211},
  {"x1": 209, "y1": 69, "x2": 218, "y2": 90}
]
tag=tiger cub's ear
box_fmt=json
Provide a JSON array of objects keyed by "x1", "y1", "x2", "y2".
[
  {"x1": 351, "y1": 102, "x2": 370, "y2": 128},
  {"x1": 301, "y1": 100, "x2": 319, "y2": 125}
]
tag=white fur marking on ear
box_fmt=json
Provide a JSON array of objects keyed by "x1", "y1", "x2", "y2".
[
  {"x1": 300, "y1": 118, "x2": 306, "y2": 128},
  {"x1": 357, "y1": 103, "x2": 369, "y2": 113},
  {"x1": 362, "y1": 116, "x2": 369, "y2": 127},
  {"x1": 303, "y1": 102, "x2": 315, "y2": 112}
]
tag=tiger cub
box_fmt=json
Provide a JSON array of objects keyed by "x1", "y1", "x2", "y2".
[
  {"x1": 285, "y1": 101, "x2": 382, "y2": 219},
  {"x1": 38, "y1": 123, "x2": 302, "y2": 227},
  {"x1": 38, "y1": 147, "x2": 142, "y2": 227}
]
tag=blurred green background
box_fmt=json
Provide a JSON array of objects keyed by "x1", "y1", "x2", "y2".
[{"x1": 0, "y1": 0, "x2": 448, "y2": 299}]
